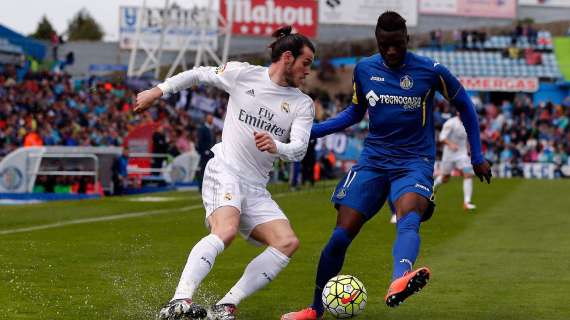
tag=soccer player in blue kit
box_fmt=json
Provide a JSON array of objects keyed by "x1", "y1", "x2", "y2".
[{"x1": 282, "y1": 11, "x2": 492, "y2": 320}]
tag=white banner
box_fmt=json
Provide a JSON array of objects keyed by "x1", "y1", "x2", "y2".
[
  {"x1": 319, "y1": 0, "x2": 418, "y2": 26},
  {"x1": 497, "y1": 162, "x2": 557, "y2": 179},
  {"x1": 435, "y1": 161, "x2": 567, "y2": 179},
  {"x1": 419, "y1": 0, "x2": 516, "y2": 18},
  {"x1": 519, "y1": 0, "x2": 570, "y2": 7},
  {"x1": 119, "y1": 6, "x2": 218, "y2": 51}
]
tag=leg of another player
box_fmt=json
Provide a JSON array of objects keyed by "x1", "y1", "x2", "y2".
[
  {"x1": 172, "y1": 206, "x2": 240, "y2": 300},
  {"x1": 462, "y1": 172, "x2": 475, "y2": 210},
  {"x1": 307, "y1": 206, "x2": 365, "y2": 317},
  {"x1": 217, "y1": 219, "x2": 297, "y2": 306},
  {"x1": 433, "y1": 174, "x2": 450, "y2": 192},
  {"x1": 385, "y1": 193, "x2": 431, "y2": 307}
]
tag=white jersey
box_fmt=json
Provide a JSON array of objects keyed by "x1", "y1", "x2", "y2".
[
  {"x1": 158, "y1": 62, "x2": 314, "y2": 185},
  {"x1": 439, "y1": 116, "x2": 469, "y2": 161}
]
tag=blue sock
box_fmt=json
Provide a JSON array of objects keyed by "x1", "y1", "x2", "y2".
[
  {"x1": 392, "y1": 212, "x2": 421, "y2": 281},
  {"x1": 311, "y1": 227, "x2": 353, "y2": 316}
]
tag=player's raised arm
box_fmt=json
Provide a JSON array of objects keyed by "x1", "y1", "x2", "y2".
[
  {"x1": 311, "y1": 68, "x2": 367, "y2": 139},
  {"x1": 435, "y1": 64, "x2": 492, "y2": 183},
  {"x1": 134, "y1": 62, "x2": 246, "y2": 113}
]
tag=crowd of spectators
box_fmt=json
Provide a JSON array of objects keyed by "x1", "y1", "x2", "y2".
[
  {"x1": 313, "y1": 91, "x2": 570, "y2": 175},
  {"x1": 0, "y1": 63, "x2": 230, "y2": 160},
  {"x1": 1, "y1": 63, "x2": 569, "y2": 187}
]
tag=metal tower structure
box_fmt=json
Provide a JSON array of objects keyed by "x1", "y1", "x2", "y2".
[{"x1": 126, "y1": 0, "x2": 234, "y2": 79}]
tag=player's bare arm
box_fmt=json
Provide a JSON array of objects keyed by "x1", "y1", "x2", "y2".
[{"x1": 134, "y1": 87, "x2": 163, "y2": 113}]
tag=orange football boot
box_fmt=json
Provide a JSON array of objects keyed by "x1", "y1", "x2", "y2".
[
  {"x1": 280, "y1": 307, "x2": 319, "y2": 320},
  {"x1": 385, "y1": 267, "x2": 431, "y2": 307}
]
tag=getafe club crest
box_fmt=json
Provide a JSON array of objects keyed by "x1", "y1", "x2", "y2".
[
  {"x1": 281, "y1": 102, "x2": 290, "y2": 113},
  {"x1": 400, "y1": 75, "x2": 413, "y2": 90}
]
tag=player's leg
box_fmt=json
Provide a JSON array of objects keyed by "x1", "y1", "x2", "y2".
[
  {"x1": 160, "y1": 207, "x2": 239, "y2": 319},
  {"x1": 385, "y1": 164, "x2": 434, "y2": 307},
  {"x1": 282, "y1": 167, "x2": 388, "y2": 320},
  {"x1": 213, "y1": 189, "x2": 294, "y2": 319},
  {"x1": 160, "y1": 158, "x2": 241, "y2": 319},
  {"x1": 434, "y1": 160, "x2": 453, "y2": 192},
  {"x1": 460, "y1": 158, "x2": 476, "y2": 210},
  {"x1": 216, "y1": 220, "x2": 297, "y2": 308}
]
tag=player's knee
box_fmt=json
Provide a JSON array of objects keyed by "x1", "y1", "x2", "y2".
[
  {"x1": 273, "y1": 235, "x2": 300, "y2": 256},
  {"x1": 212, "y1": 225, "x2": 239, "y2": 246}
]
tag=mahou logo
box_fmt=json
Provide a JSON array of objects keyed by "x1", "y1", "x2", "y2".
[{"x1": 220, "y1": 0, "x2": 318, "y2": 37}]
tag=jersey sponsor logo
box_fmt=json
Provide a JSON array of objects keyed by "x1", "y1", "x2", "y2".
[
  {"x1": 238, "y1": 107, "x2": 286, "y2": 137},
  {"x1": 415, "y1": 183, "x2": 430, "y2": 192},
  {"x1": 245, "y1": 88, "x2": 255, "y2": 97},
  {"x1": 366, "y1": 90, "x2": 380, "y2": 107},
  {"x1": 369, "y1": 89, "x2": 422, "y2": 111},
  {"x1": 281, "y1": 102, "x2": 290, "y2": 113},
  {"x1": 370, "y1": 76, "x2": 385, "y2": 82},
  {"x1": 400, "y1": 75, "x2": 414, "y2": 90}
]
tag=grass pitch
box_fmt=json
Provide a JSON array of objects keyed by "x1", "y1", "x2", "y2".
[{"x1": 1, "y1": 179, "x2": 570, "y2": 319}]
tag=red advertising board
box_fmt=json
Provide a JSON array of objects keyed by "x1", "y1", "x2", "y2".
[
  {"x1": 459, "y1": 77, "x2": 539, "y2": 92},
  {"x1": 220, "y1": 0, "x2": 318, "y2": 38}
]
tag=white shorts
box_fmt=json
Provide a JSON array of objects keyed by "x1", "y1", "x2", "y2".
[
  {"x1": 440, "y1": 157, "x2": 474, "y2": 175},
  {"x1": 201, "y1": 157, "x2": 287, "y2": 243}
]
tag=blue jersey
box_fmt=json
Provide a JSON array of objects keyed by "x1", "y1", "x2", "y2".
[
  {"x1": 353, "y1": 52, "x2": 461, "y2": 166},
  {"x1": 312, "y1": 51, "x2": 483, "y2": 167}
]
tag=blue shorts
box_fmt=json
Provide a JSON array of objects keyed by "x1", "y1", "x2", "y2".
[{"x1": 331, "y1": 160, "x2": 434, "y2": 221}]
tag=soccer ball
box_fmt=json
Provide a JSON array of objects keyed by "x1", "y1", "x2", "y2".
[{"x1": 322, "y1": 275, "x2": 367, "y2": 318}]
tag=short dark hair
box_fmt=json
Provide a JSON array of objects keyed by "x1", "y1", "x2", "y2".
[
  {"x1": 268, "y1": 26, "x2": 315, "y2": 63},
  {"x1": 376, "y1": 11, "x2": 407, "y2": 34}
]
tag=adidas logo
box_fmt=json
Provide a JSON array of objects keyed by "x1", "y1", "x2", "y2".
[{"x1": 246, "y1": 89, "x2": 255, "y2": 97}]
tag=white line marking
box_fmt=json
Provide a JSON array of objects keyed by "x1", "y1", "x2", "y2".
[
  {"x1": 0, "y1": 204, "x2": 203, "y2": 236},
  {"x1": 0, "y1": 184, "x2": 337, "y2": 236}
]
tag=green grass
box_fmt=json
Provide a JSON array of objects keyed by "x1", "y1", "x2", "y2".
[
  {"x1": 554, "y1": 37, "x2": 570, "y2": 81},
  {"x1": 1, "y1": 179, "x2": 570, "y2": 319}
]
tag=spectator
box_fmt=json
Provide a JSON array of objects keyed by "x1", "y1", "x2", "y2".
[
  {"x1": 112, "y1": 147, "x2": 130, "y2": 195},
  {"x1": 196, "y1": 113, "x2": 216, "y2": 190}
]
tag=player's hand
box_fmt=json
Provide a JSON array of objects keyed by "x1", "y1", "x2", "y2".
[
  {"x1": 449, "y1": 143, "x2": 459, "y2": 152},
  {"x1": 134, "y1": 87, "x2": 163, "y2": 113},
  {"x1": 254, "y1": 131, "x2": 277, "y2": 153},
  {"x1": 473, "y1": 160, "x2": 492, "y2": 184}
]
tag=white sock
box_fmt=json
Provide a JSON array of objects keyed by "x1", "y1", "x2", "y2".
[
  {"x1": 172, "y1": 234, "x2": 225, "y2": 300},
  {"x1": 434, "y1": 175, "x2": 443, "y2": 191},
  {"x1": 463, "y1": 178, "x2": 473, "y2": 203},
  {"x1": 217, "y1": 246, "x2": 290, "y2": 305}
]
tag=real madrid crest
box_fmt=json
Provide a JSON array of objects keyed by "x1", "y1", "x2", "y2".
[
  {"x1": 224, "y1": 193, "x2": 232, "y2": 201},
  {"x1": 281, "y1": 102, "x2": 290, "y2": 113},
  {"x1": 400, "y1": 75, "x2": 413, "y2": 90}
]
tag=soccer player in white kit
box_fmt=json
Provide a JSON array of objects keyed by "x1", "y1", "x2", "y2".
[
  {"x1": 434, "y1": 113, "x2": 477, "y2": 210},
  {"x1": 134, "y1": 26, "x2": 315, "y2": 320}
]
